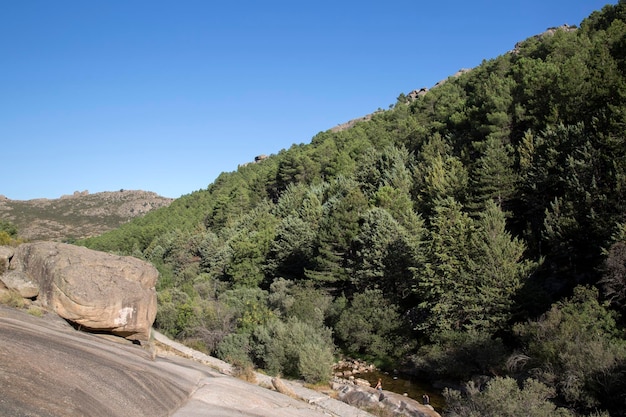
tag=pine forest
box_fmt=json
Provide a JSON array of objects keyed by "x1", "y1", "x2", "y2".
[{"x1": 78, "y1": 3, "x2": 626, "y2": 415}]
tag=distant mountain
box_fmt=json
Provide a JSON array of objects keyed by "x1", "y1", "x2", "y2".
[{"x1": 0, "y1": 190, "x2": 173, "y2": 242}]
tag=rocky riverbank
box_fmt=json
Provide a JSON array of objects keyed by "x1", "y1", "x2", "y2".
[
  {"x1": 1, "y1": 301, "x2": 441, "y2": 417},
  {"x1": 331, "y1": 358, "x2": 441, "y2": 417}
]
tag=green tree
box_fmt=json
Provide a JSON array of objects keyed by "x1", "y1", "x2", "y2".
[
  {"x1": 413, "y1": 134, "x2": 468, "y2": 215},
  {"x1": 305, "y1": 178, "x2": 368, "y2": 284},
  {"x1": 335, "y1": 289, "x2": 410, "y2": 360},
  {"x1": 268, "y1": 279, "x2": 332, "y2": 329},
  {"x1": 275, "y1": 144, "x2": 321, "y2": 192},
  {"x1": 470, "y1": 200, "x2": 535, "y2": 332},
  {"x1": 412, "y1": 330, "x2": 508, "y2": 381},
  {"x1": 265, "y1": 215, "x2": 316, "y2": 280},
  {"x1": 414, "y1": 197, "x2": 475, "y2": 335},
  {"x1": 467, "y1": 137, "x2": 517, "y2": 215},
  {"x1": 356, "y1": 145, "x2": 414, "y2": 198},
  {"x1": 223, "y1": 204, "x2": 278, "y2": 288},
  {"x1": 350, "y1": 208, "x2": 421, "y2": 303},
  {"x1": 600, "y1": 240, "x2": 626, "y2": 308}
]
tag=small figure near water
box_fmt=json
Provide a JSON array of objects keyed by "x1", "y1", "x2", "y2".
[
  {"x1": 422, "y1": 393, "x2": 430, "y2": 405},
  {"x1": 375, "y1": 378, "x2": 382, "y2": 391},
  {"x1": 375, "y1": 378, "x2": 384, "y2": 401}
]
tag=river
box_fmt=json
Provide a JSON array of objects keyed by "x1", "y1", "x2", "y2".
[{"x1": 354, "y1": 369, "x2": 446, "y2": 413}]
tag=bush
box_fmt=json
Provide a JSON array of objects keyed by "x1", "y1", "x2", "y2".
[
  {"x1": 444, "y1": 377, "x2": 575, "y2": 417},
  {"x1": 0, "y1": 231, "x2": 13, "y2": 246},
  {"x1": 412, "y1": 330, "x2": 508, "y2": 381},
  {"x1": 335, "y1": 289, "x2": 411, "y2": 360},
  {"x1": 0, "y1": 290, "x2": 26, "y2": 308},
  {"x1": 0, "y1": 220, "x2": 18, "y2": 238},
  {"x1": 27, "y1": 306, "x2": 44, "y2": 317},
  {"x1": 268, "y1": 279, "x2": 332, "y2": 329},
  {"x1": 298, "y1": 342, "x2": 335, "y2": 383},
  {"x1": 232, "y1": 362, "x2": 257, "y2": 383},
  {"x1": 216, "y1": 332, "x2": 253, "y2": 366},
  {"x1": 252, "y1": 316, "x2": 334, "y2": 383},
  {"x1": 513, "y1": 286, "x2": 626, "y2": 411},
  {"x1": 219, "y1": 287, "x2": 273, "y2": 333}
]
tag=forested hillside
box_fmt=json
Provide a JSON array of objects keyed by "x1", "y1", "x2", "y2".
[{"x1": 80, "y1": 3, "x2": 626, "y2": 415}]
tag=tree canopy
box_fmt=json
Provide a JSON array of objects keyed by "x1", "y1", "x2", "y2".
[{"x1": 79, "y1": 3, "x2": 626, "y2": 415}]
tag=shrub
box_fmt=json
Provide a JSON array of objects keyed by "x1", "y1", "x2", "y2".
[
  {"x1": 216, "y1": 332, "x2": 253, "y2": 366},
  {"x1": 219, "y1": 287, "x2": 273, "y2": 333},
  {"x1": 0, "y1": 231, "x2": 12, "y2": 246},
  {"x1": 0, "y1": 290, "x2": 26, "y2": 308},
  {"x1": 0, "y1": 220, "x2": 18, "y2": 238},
  {"x1": 335, "y1": 289, "x2": 411, "y2": 360},
  {"x1": 232, "y1": 362, "x2": 257, "y2": 383},
  {"x1": 412, "y1": 330, "x2": 508, "y2": 381},
  {"x1": 513, "y1": 286, "x2": 626, "y2": 410},
  {"x1": 27, "y1": 306, "x2": 44, "y2": 317},
  {"x1": 268, "y1": 279, "x2": 332, "y2": 329},
  {"x1": 444, "y1": 377, "x2": 574, "y2": 417},
  {"x1": 252, "y1": 316, "x2": 334, "y2": 383},
  {"x1": 600, "y1": 241, "x2": 626, "y2": 308},
  {"x1": 298, "y1": 342, "x2": 334, "y2": 383}
]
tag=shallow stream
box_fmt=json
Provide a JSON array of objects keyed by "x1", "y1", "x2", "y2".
[{"x1": 354, "y1": 370, "x2": 446, "y2": 413}]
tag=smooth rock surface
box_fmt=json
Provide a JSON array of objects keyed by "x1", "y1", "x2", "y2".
[
  {"x1": 5, "y1": 242, "x2": 157, "y2": 340},
  {"x1": 0, "y1": 306, "x2": 376, "y2": 417}
]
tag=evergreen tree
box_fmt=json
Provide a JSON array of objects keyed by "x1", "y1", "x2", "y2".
[
  {"x1": 350, "y1": 207, "x2": 422, "y2": 303},
  {"x1": 470, "y1": 200, "x2": 536, "y2": 332},
  {"x1": 305, "y1": 179, "x2": 368, "y2": 285},
  {"x1": 413, "y1": 134, "x2": 469, "y2": 215},
  {"x1": 468, "y1": 137, "x2": 517, "y2": 215},
  {"x1": 413, "y1": 197, "x2": 476, "y2": 335}
]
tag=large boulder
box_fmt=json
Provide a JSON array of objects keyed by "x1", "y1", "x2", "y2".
[{"x1": 2, "y1": 242, "x2": 157, "y2": 340}]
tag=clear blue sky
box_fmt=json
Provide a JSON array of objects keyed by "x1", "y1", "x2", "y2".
[{"x1": 0, "y1": 1, "x2": 615, "y2": 200}]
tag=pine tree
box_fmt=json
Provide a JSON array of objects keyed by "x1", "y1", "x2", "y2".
[{"x1": 468, "y1": 137, "x2": 517, "y2": 215}]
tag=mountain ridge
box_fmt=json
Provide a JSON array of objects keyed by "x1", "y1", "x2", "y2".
[{"x1": 0, "y1": 189, "x2": 173, "y2": 242}]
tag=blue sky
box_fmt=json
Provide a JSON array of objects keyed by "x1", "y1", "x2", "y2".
[{"x1": 0, "y1": 1, "x2": 615, "y2": 200}]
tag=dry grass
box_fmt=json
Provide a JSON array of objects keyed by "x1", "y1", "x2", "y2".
[
  {"x1": 0, "y1": 290, "x2": 26, "y2": 308},
  {"x1": 26, "y1": 305, "x2": 45, "y2": 317},
  {"x1": 232, "y1": 363, "x2": 258, "y2": 383}
]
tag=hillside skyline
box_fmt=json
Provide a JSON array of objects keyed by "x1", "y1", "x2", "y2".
[{"x1": 1, "y1": 0, "x2": 614, "y2": 201}]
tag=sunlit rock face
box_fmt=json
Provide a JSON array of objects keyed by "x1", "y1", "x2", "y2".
[{"x1": 3, "y1": 241, "x2": 157, "y2": 340}]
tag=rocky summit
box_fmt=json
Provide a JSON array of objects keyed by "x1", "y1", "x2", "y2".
[{"x1": 0, "y1": 189, "x2": 173, "y2": 241}]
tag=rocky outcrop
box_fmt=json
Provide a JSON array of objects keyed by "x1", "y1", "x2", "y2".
[
  {"x1": 335, "y1": 383, "x2": 441, "y2": 417},
  {"x1": 1, "y1": 306, "x2": 355, "y2": 417},
  {"x1": 0, "y1": 189, "x2": 173, "y2": 241},
  {"x1": 330, "y1": 113, "x2": 377, "y2": 133},
  {"x1": 272, "y1": 377, "x2": 297, "y2": 397},
  {"x1": 0, "y1": 241, "x2": 157, "y2": 340},
  {"x1": 1, "y1": 269, "x2": 39, "y2": 298},
  {"x1": 511, "y1": 24, "x2": 577, "y2": 54}
]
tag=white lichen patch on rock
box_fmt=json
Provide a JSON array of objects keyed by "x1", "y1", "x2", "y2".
[{"x1": 114, "y1": 306, "x2": 136, "y2": 326}]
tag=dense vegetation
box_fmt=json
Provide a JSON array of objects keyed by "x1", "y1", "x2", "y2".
[{"x1": 80, "y1": 3, "x2": 626, "y2": 415}]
